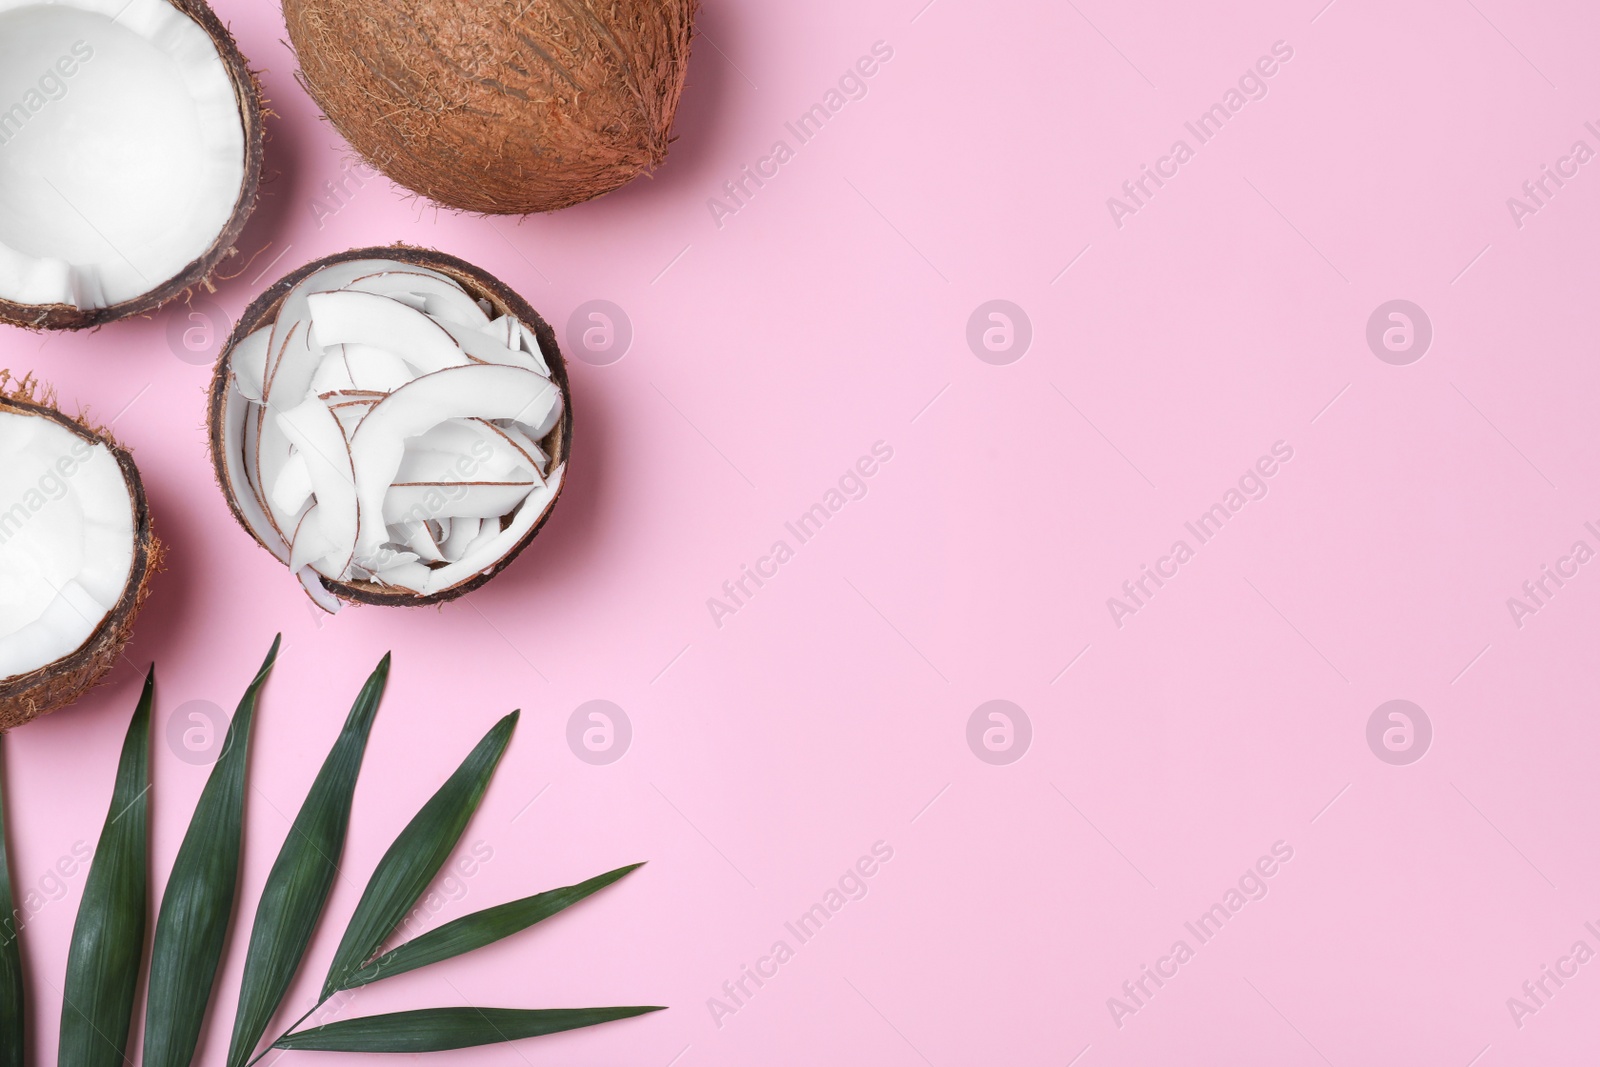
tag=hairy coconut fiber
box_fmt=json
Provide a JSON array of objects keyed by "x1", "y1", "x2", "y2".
[{"x1": 284, "y1": 0, "x2": 696, "y2": 214}]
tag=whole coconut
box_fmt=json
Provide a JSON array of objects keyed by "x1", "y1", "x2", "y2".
[{"x1": 284, "y1": 0, "x2": 697, "y2": 214}]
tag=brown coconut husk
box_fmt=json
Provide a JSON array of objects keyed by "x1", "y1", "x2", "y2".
[
  {"x1": 0, "y1": 373, "x2": 162, "y2": 730},
  {"x1": 205, "y1": 244, "x2": 573, "y2": 607},
  {"x1": 283, "y1": 0, "x2": 697, "y2": 215},
  {"x1": 0, "y1": 0, "x2": 265, "y2": 331}
]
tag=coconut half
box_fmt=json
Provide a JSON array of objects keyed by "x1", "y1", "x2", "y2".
[
  {"x1": 0, "y1": 0, "x2": 263, "y2": 329},
  {"x1": 207, "y1": 246, "x2": 573, "y2": 610},
  {"x1": 283, "y1": 0, "x2": 696, "y2": 214},
  {"x1": 0, "y1": 374, "x2": 160, "y2": 730}
]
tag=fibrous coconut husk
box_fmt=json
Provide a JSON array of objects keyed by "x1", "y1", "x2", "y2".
[{"x1": 284, "y1": 0, "x2": 696, "y2": 214}]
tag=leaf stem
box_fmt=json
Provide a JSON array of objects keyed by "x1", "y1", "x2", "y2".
[{"x1": 246, "y1": 997, "x2": 327, "y2": 1067}]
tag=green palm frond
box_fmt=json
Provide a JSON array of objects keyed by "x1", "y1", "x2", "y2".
[{"x1": 0, "y1": 639, "x2": 658, "y2": 1067}]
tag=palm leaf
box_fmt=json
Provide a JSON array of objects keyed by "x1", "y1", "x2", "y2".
[
  {"x1": 342, "y1": 862, "x2": 643, "y2": 989},
  {"x1": 0, "y1": 735, "x2": 22, "y2": 1067},
  {"x1": 142, "y1": 637, "x2": 279, "y2": 1067},
  {"x1": 225, "y1": 654, "x2": 390, "y2": 1067},
  {"x1": 272, "y1": 1005, "x2": 664, "y2": 1052},
  {"x1": 58, "y1": 668, "x2": 152, "y2": 1067},
  {"x1": 322, "y1": 710, "x2": 518, "y2": 996}
]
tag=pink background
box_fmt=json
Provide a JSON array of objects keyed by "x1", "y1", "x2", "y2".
[{"x1": 6, "y1": 0, "x2": 1600, "y2": 1063}]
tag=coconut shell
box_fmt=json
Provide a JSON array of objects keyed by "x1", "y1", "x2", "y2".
[
  {"x1": 0, "y1": 0, "x2": 266, "y2": 331},
  {"x1": 206, "y1": 244, "x2": 573, "y2": 607},
  {"x1": 284, "y1": 0, "x2": 696, "y2": 214},
  {"x1": 0, "y1": 375, "x2": 162, "y2": 731}
]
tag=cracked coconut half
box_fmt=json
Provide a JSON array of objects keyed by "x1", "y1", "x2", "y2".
[
  {"x1": 207, "y1": 247, "x2": 572, "y2": 611},
  {"x1": 0, "y1": 374, "x2": 159, "y2": 730},
  {"x1": 0, "y1": 0, "x2": 262, "y2": 329}
]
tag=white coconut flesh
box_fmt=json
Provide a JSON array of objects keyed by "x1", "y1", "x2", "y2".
[
  {"x1": 0, "y1": 0, "x2": 244, "y2": 309},
  {"x1": 220, "y1": 258, "x2": 566, "y2": 609},
  {"x1": 0, "y1": 411, "x2": 134, "y2": 681}
]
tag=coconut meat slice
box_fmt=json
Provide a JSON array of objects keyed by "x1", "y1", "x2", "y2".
[
  {"x1": 485, "y1": 420, "x2": 549, "y2": 478},
  {"x1": 287, "y1": 503, "x2": 336, "y2": 573},
  {"x1": 417, "y1": 465, "x2": 566, "y2": 596},
  {"x1": 297, "y1": 565, "x2": 342, "y2": 612},
  {"x1": 370, "y1": 558, "x2": 430, "y2": 595},
  {"x1": 382, "y1": 481, "x2": 536, "y2": 524},
  {"x1": 275, "y1": 396, "x2": 358, "y2": 578},
  {"x1": 258, "y1": 282, "x2": 387, "y2": 520},
  {"x1": 480, "y1": 315, "x2": 518, "y2": 349},
  {"x1": 309, "y1": 346, "x2": 358, "y2": 395},
  {"x1": 343, "y1": 268, "x2": 488, "y2": 327},
  {"x1": 340, "y1": 344, "x2": 415, "y2": 393},
  {"x1": 395, "y1": 520, "x2": 446, "y2": 563},
  {"x1": 265, "y1": 260, "x2": 411, "y2": 401},
  {"x1": 435, "y1": 318, "x2": 543, "y2": 375},
  {"x1": 0, "y1": 0, "x2": 246, "y2": 310},
  {"x1": 510, "y1": 385, "x2": 563, "y2": 441},
  {"x1": 392, "y1": 447, "x2": 499, "y2": 486},
  {"x1": 253, "y1": 407, "x2": 305, "y2": 540},
  {"x1": 349, "y1": 363, "x2": 559, "y2": 559},
  {"x1": 403, "y1": 420, "x2": 540, "y2": 481},
  {"x1": 327, "y1": 398, "x2": 379, "y2": 440},
  {"x1": 224, "y1": 389, "x2": 290, "y2": 561},
  {"x1": 231, "y1": 326, "x2": 271, "y2": 401},
  {"x1": 441, "y1": 516, "x2": 481, "y2": 559},
  {"x1": 269, "y1": 449, "x2": 313, "y2": 516},
  {"x1": 0, "y1": 410, "x2": 134, "y2": 679},
  {"x1": 307, "y1": 290, "x2": 469, "y2": 376},
  {"x1": 516, "y1": 322, "x2": 552, "y2": 377}
]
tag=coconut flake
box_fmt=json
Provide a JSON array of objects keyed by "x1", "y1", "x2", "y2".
[
  {"x1": 269, "y1": 450, "x2": 314, "y2": 516},
  {"x1": 479, "y1": 314, "x2": 519, "y2": 349},
  {"x1": 231, "y1": 327, "x2": 271, "y2": 401},
  {"x1": 349, "y1": 363, "x2": 559, "y2": 558},
  {"x1": 340, "y1": 344, "x2": 416, "y2": 393},
  {"x1": 396, "y1": 519, "x2": 447, "y2": 563},
  {"x1": 275, "y1": 396, "x2": 359, "y2": 579},
  {"x1": 297, "y1": 566, "x2": 343, "y2": 614},
  {"x1": 418, "y1": 465, "x2": 566, "y2": 595},
  {"x1": 308, "y1": 290, "x2": 467, "y2": 376},
  {"x1": 435, "y1": 318, "x2": 543, "y2": 375},
  {"x1": 382, "y1": 481, "x2": 536, "y2": 524},
  {"x1": 344, "y1": 268, "x2": 488, "y2": 327},
  {"x1": 225, "y1": 391, "x2": 290, "y2": 560}
]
